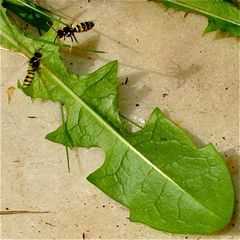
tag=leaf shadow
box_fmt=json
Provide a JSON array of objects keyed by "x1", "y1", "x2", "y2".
[
  {"x1": 60, "y1": 34, "x2": 101, "y2": 75},
  {"x1": 215, "y1": 148, "x2": 239, "y2": 235},
  {"x1": 118, "y1": 72, "x2": 152, "y2": 116},
  {"x1": 166, "y1": 61, "x2": 203, "y2": 89},
  {"x1": 223, "y1": 148, "x2": 240, "y2": 196}
]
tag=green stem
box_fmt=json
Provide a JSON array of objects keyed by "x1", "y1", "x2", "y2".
[
  {"x1": 60, "y1": 103, "x2": 70, "y2": 172},
  {"x1": 16, "y1": 0, "x2": 66, "y2": 24}
]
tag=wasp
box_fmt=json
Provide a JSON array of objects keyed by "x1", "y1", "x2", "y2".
[
  {"x1": 23, "y1": 52, "x2": 42, "y2": 88},
  {"x1": 53, "y1": 21, "x2": 95, "y2": 43}
]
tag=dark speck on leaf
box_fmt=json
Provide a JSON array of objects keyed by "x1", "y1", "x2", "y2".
[
  {"x1": 28, "y1": 116, "x2": 36, "y2": 118},
  {"x1": 136, "y1": 104, "x2": 139, "y2": 107},
  {"x1": 102, "y1": 205, "x2": 105, "y2": 208},
  {"x1": 116, "y1": 224, "x2": 119, "y2": 227},
  {"x1": 82, "y1": 233, "x2": 85, "y2": 239},
  {"x1": 5, "y1": 208, "x2": 9, "y2": 210},
  {"x1": 163, "y1": 93, "x2": 168, "y2": 97},
  {"x1": 136, "y1": 38, "x2": 139, "y2": 42},
  {"x1": 225, "y1": 87, "x2": 229, "y2": 90},
  {"x1": 232, "y1": 224, "x2": 235, "y2": 227},
  {"x1": 160, "y1": 137, "x2": 167, "y2": 141},
  {"x1": 222, "y1": 137, "x2": 225, "y2": 140},
  {"x1": 70, "y1": 62, "x2": 73, "y2": 65}
]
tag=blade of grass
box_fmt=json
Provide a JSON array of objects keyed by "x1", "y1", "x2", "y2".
[
  {"x1": 60, "y1": 103, "x2": 70, "y2": 172},
  {"x1": 30, "y1": 37, "x2": 106, "y2": 53},
  {"x1": 16, "y1": 0, "x2": 66, "y2": 24}
]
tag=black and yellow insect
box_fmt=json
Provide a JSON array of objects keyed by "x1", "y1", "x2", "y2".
[
  {"x1": 53, "y1": 21, "x2": 95, "y2": 43},
  {"x1": 23, "y1": 52, "x2": 42, "y2": 88}
]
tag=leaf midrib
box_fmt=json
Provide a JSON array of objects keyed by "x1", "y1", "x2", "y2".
[
  {"x1": 163, "y1": 0, "x2": 240, "y2": 26},
  {"x1": 42, "y1": 64, "x2": 224, "y2": 221}
]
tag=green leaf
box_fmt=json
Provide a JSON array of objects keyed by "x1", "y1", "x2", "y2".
[
  {"x1": 0, "y1": 3, "x2": 234, "y2": 234},
  {"x1": 2, "y1": 0, "x2": 52, "y2": 32},
  {"x1": 151, "y1": 0, "x2": 240, "y2": 37}
]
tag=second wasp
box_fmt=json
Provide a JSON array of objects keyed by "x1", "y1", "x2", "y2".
[{"x1": 22, "y1": 52, "x2": 42, "y2": 88}]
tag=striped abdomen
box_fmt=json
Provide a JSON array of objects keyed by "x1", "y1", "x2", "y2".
[
  {"x1": 23, "y1": 68, "x2": 36, "y2": 88},
  {"x1": 74, "y1": 22, "x2": 94, "y2": 32},
  {"x1": 23, "y1": 52, "x2": 42, "y2": 88}
]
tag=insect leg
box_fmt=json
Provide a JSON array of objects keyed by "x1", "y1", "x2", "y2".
[
  {"x1": 61, "y1": 36, "x2": 65, "y2": 46},
  {"x1": 70, "y1": 36, "x2": 74, "y2": 52},
  {"x1": 72, "y1": 33, "x2": 79, "y2": 43},
  {"x1": 54, "y1": 35, "x2": 58, "y2": 43}
]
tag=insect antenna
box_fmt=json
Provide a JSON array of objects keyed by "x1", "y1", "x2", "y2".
[
  {"x1": 45, "y1": 20, "x2": 57, "y2": 32},
  {"x1": 45, "y1": 20, "x2": 62, "y2": 43}
]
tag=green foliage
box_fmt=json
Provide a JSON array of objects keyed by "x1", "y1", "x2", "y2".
[
  {"x1": 2, "y1": 0, "x2": 52, "y2": 32},
  {"x1": 0, "y1": 2, "x2": 235, "y2": 234},
  {"x1": 225, "y1": 0, "x2": 240, "y2": 9},
  {"x1": 151, "y1": 0, "x2": 240, "y2": 37}
]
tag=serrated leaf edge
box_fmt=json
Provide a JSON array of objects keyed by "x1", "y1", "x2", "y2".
[{"x1": 158, "y1": 0, "x2": 240, "y2": 26}]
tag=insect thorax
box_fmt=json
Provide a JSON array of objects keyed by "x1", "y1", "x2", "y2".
[
  {"x1": 63, "y1": 26, "x2": 73, "y2": 37},
  {"x1": 57, "y1": 29, "x2": 64, "y2": 38}
]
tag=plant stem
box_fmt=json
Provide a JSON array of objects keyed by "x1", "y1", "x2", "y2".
[
  {"x1": 60, "y1": 103, "x2": 70, "y2": 172},
  {"x1": 16, "y1": 0, "x2": 66, "y2": 24},
  {"x1": 30, "y1": 37, "x2": 106, "y2": 53}
]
